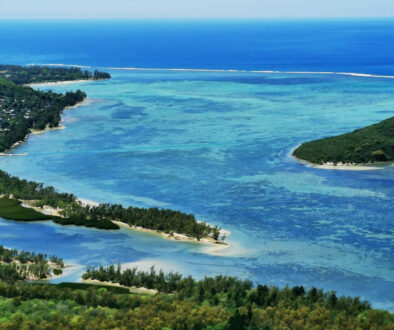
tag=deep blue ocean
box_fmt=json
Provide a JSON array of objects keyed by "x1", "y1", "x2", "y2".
[{"x1": 0, "y1": 20, "x2": 393, "y2": 310}]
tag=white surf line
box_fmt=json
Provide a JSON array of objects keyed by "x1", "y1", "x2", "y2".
[
  {"x1": 0, "y1": 153, "x2": 28, "y2": 157},
  {"x1": 99, "y1": 66, "x2": 394, "y2": 79},
  {"x1": 97, "y1": 66, "x2": 242, "y2": 73},
  {"x1": 27, "y1": 63, "x2": 92, "y2": 69},
  {"x1": 24, "y1": 63, "x2": 394, "y2": 79}
]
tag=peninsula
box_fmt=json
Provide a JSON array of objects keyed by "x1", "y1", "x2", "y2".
[{"x1": 293, "y1": 116, "x2": 394, "y2": 167}]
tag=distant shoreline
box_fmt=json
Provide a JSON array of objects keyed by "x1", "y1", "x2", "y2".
[
  {"x1": 27, "y1": 79, "x2": 93, "y2": 87},
  {"x1": 26, "y1": 62, "x2": 394, "y2": 79},
  {"x1": 0, "y1": 98, "x2": 88, "y2": 157},
  {"x1": 291, "y1": 152, "x2": 385, "y2": 171}
]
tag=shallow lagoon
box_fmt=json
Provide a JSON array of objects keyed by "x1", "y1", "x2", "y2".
[{"x1": 0, "y1": 71, "x2": 393, "y2": 310}]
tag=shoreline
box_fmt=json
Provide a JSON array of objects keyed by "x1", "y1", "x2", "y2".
[
  {"x1": 27, "y1": 79, "x2": 92, "y2": 87},
  {"x1": 0, "y1": 98, "x2": 89, "y2": 157},
  {"x1": 2, "y1": 78, "x2": 231, "y2": 251},
  {"x1": 25, "y1": 63, "x2": 394, "y2": 79},
  {"x1": 113, "y1": 220, "x2": 229, "y2": 247},
  {"x1": 27, "y1": 77, "x2": 110, "y2": 87},
  {"x1": 0, "y1": 259, "x2": 66, "y2": 281},
  {"x1": 15, "y1": 198, "x2": 230, "y2": 250},
  {"x1": 290, "y1": 146, "x2": 386, "y2": 171},
  {"x1": 30, "y1": 264, "x2": 82, "y2": 283}
]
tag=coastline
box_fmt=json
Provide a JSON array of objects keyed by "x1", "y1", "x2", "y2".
[
  {"x1": 0, "y1": 98, "x2": 89, "y2": 156},
  {"x1": 27, "y1": 79, "x2": 92, "y2": 87},
  {"x1": 2, "y1": 77, "x2": 231, "y2": 251},
  {"x1": 17, "y1": 197, "x2": 230, "y2": 250},
  {"x1": 113, "y1": 220, "x2": 229, "y2": 247},
  {"x1": 0, "y1": 259, "x2": 66, "y2": 281},
  {"x1": 14, "y1": 192, "x2": 230, "y2": 251},
  {"x1": 290, "y1": 146, "x2": 385, "y2": 171}
]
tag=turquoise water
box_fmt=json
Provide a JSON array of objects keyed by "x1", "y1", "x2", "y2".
[{"x1": 0, "y1": 70, "x2": 393, "y2": 310}]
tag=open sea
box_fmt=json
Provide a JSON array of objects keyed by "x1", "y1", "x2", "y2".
[{"x1": 0, "y1": 19, "x2": 393, "y2": 310}]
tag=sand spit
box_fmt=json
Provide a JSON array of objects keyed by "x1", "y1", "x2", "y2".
[{"x1": 113, "y1": 220, "x2": 229, "y2": 248}]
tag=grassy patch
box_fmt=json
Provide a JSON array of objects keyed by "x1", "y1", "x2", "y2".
[{"x1": 0, "y1": 197, "x2": 53, "y2": 221}]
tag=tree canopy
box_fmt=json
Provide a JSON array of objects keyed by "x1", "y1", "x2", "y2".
[{"x1": 293, "y1": 117, "x2": 394, "y2": 165}]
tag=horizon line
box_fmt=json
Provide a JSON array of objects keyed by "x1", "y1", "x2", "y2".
[{"x1": 1, "y1": 17, "x2": 394, "y2": 20}]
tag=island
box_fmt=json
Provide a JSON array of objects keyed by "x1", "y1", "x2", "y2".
[
  {"x1": 0, "y1": 64, "x2": 226, "y2": 245},
  {"x1": 293, "y1": 116, "x2": 394, "y2": 167}
]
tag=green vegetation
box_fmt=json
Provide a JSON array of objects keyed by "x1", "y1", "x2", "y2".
[
  {"x1": 0, "y1": 267, "x2": 391, "y2": 329},
  {"x1": 0, "y1": 65, "x2": 222, "y2": 239},
  {"x1": 52, "y1": 269, "x2": 63, "y2": 276},
  {"x1": 0, "y1": 169, "x2": 221, "y2": 238},
  {"x1": 0, "y1": 76, "x2": 86, "y2": 152},
  {"x1": 54, "y1": 282, "x2": 130, "y2": 294},
  {"x1": 293, "y1": 116, "x2": 394, "y2": 165},
  {"x1": 0, "y1": 64, "x2": 392, "y2": 327},
  {"x1": 0, "y1": 65, "x2": 110, "y2": 85},
  {"x1": 0, "y1": 245, "x2": 63, "y2": 281},
  {"x1": 0, "y1": 197, "x2": 52, "y2": 221},
  {"x1": 52, "y1": 215, "x2": 119, "y2": 230}
]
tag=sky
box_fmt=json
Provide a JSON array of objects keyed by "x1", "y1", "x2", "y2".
[{"x1": 0, "y1": 0, "x2": 394, "y2": 19}]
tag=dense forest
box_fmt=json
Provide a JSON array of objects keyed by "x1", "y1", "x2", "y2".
[
  {"x1": 0, "y1": 65, "x2": 110, "y2": 85},
  {"x1": 293, "y1": 116, "x2": 394, "y2": 165},
  {"x1": 0, "y1": 77, "x2": 86, "y2": 152},
  {"x1": 0, "y1": 245, "x2": 63, "y2": 281},
  {"x1": 0, "y1": 265, "x2": 391, "y2": 329}
]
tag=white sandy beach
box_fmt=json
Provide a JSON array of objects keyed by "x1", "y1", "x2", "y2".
[
  {"x1": 28, "y1": 79, "x2": 92, "y2": 87},
  {"x1": 289, "y1": 146, "x2": 385, "y2": 171},
  {"x1": 113, "y1": 220, "x2": 229, "y2": 247},
  {"x1": 77, "y1": 198, "x2": 100, "y2": 207}
]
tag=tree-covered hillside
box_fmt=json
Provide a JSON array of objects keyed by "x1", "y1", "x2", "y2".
[
  {"x1": 293, "y1": 117, "x2": 394, "y2": 165},
  {"x1": 0, "y1": 77, "x2": 86, "y2": 152},
  {"x1": 0, "y1": 265, "x2": 391, "y2": 329}
]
